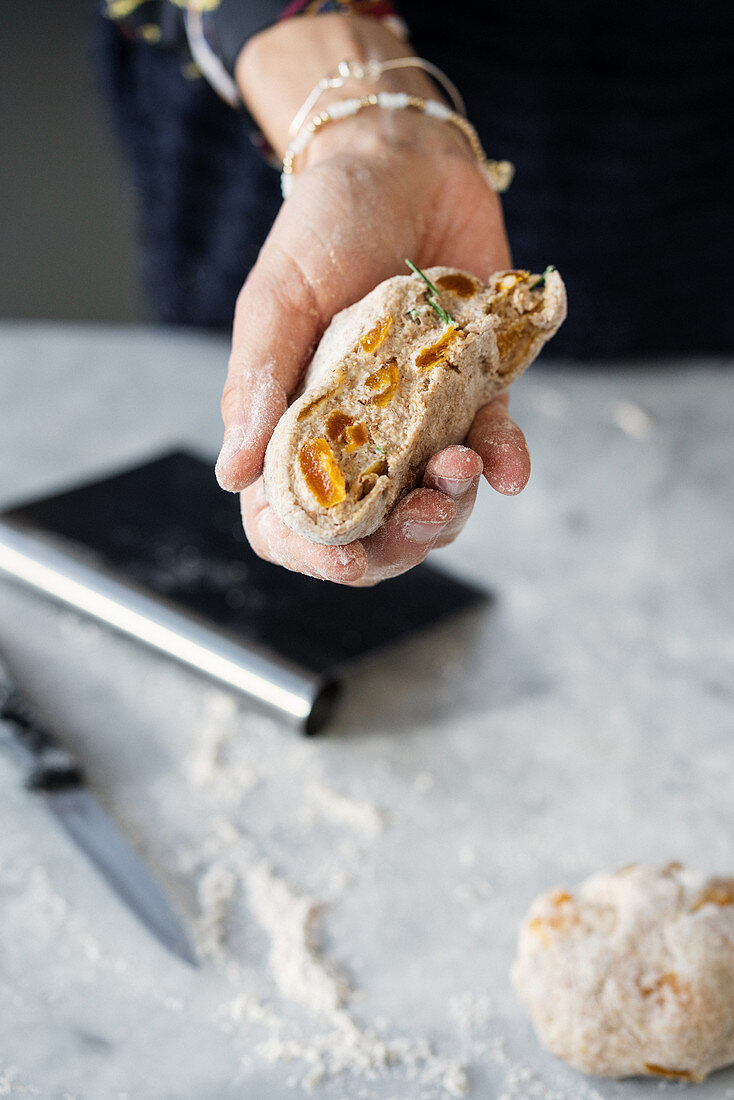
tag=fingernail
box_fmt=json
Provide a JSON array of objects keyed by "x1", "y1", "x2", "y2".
[
  {"x1": 215, "y1": 427, "x2": 245, "y2": 485},
  {"x1": 404, "y1": 518, "x2": 450, "y2": 544},
  {"x1": 429, "y1": 474, "x2": 477, "y2": 498}
]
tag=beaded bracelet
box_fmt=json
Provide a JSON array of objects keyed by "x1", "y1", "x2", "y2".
[
  {"x1": 286, "y1": 56, "x2": 466, "y2": 142},
  {"x1": 280, "y1": 92, "x2": 515, "y2": 199}
]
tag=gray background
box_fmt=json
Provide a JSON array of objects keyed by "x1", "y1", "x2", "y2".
[{"x1": 2, "y1": 0, "x2": 141, "y2": 321}]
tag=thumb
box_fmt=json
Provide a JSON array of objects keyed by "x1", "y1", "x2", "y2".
[
  {"x1": 215, "y1": 159, "x2": 418, "y2": 492},
  {"x1": 215, "y1": 241, "x2": 323, "y2": 492}
]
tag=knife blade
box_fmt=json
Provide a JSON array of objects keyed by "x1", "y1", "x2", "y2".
[{"x1": 0, "y1": 658, "x2": 198, "y2": 967}]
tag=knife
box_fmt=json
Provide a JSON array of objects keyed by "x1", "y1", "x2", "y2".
[{"x1": 0, "y1": 658, "x2": 198, "y2": 967}]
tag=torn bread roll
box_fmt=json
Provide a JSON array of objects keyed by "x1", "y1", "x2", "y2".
[{"x1": 263, "y1": 265, "x2": 566, "y2": 545}]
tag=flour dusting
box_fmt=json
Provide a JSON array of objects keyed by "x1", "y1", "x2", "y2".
[
  {"x1": 184, "y1": 691, "x2": 257, "y2": 802},
  {"x1": 195, "y1": 863, "x2": 238, "y2": 960},
  {"x1": 0, "y1": 1065, "x2": 40, "y2": 1097},
  {"x1": 244, "y1": 857, "x2": 349, "y2": 1016},
  {"x1": 189, "y1": 824, "x2": 471, "y2": 1097},
  {"x1": 300, "y1": 781, "x2": 387, "y2": 835},
  {"x1": 611, "y1": 400, "x2": 654, "y2": 439}
]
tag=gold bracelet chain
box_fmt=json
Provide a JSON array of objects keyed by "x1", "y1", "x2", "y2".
[{"x1": 281, "y1": 92, "x2": 515, "y2": 199}]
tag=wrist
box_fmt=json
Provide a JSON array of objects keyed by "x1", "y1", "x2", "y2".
[
  {"x1": 300, "y1": 102, "x2": 475, "y2": 174},
  {"x1": 235, "y1": 14, "x2": 439, "y2": 157}
]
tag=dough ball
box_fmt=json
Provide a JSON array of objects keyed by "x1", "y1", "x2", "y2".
[{"x1": 511, "y1": 863, "x2": 734, "y2": 1082}]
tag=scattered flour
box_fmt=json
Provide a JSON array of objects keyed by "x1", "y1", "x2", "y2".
[
  {"x1": 452, "y1": 880, "x2": 493, "y2": 906},
  {"x1": 217, "y1": 992, "x2": 283, "y2": 1035},
  {"x1": 195, "y1": 863, "x2": 238, "y2": 961},
  {"x1": 253, "y1": 1017, "x2": 469, "y2": 1097},
  {"x1": 484, "y1": 1036, "x2": 610, "y2": 1100},
  {"x1": 244, "y1": 857, "x2": 349, "y2": 1016},
  {"x1": 0, "y1": 1065, "x2": 40, "y2": 1097},
  {"x1": 448, "y1": 994, "x2": 615, "y2": 1100},
  {"x1": 299, "y1": 781, "x2": 387, "y2": 836},
  {"x1": 532, "y1": 386, "x2": 568, "y2": 419},
  {"x1": 611, "y1": 400, "x2": 654, "y2": 439},
  {"x1": 184, "y1": 691, "x2": 258, "y2": 802},
  {"x1": 458, "y1": 844, "x2": 476, "y2": 869},
  {"x1": 190, "y1": 825, "x2": 471, "y2": 1097},
  {"x1": 413, "y1": 771, "x2": 436, "y2": 795},
  {"x1": 449, "y1": 992, "x2": 494, "y2": 1040}
]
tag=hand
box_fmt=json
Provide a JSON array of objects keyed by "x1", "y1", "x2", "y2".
[{"x1": 216, "y1": 30, "x2": 530, "y2": 585}]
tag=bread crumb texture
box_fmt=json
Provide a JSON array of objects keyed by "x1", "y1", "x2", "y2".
[
  {"x1": 512, "y1": 862, "x2": 734, "y2": 1081},
  {"x1": 264, "y1": 266, "x2": 566, "y2": 544}
]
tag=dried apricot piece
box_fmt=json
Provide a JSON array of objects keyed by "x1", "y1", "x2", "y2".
[
  {"x1": 365, "y1": 360, "x2": 399, "y2": 406},
  {"x1": 297, "y1": 394, "x2": 329, "y2": 421},
  {"x1": 325, "y1": 410, "x2": 354, "y2": 442},
  {"x1": 528, "y1": 891, "x2": 578, "y2": 939},
  {"x1": 358, "y1": 315, "x2": 392, "y2": 354},
  {"x1": 436, "y1": 273, "x2": 478, "y2": 298},
  {"x1": 299, "y1": 438, "x2": 346, "y2": 507},
  {"x1": 415, "y1": 326, "x2": 457, "y2": 370},
  {"x1": 497, "y1": 270, "x2": 530, "y2": 292},
  {"x1": 344, "y1": 422, "x2": 368, "y2": 452},
  {"x1": 639, "y1": 972, "x2": 689, "y2": 1000},
  {"x1": 644, "y1": 1064, "x2": 697, "y2": 1081},
  {"x1": 325, "y1": 411, "x2": 368, "y2": 453},
  {"x1": 691, "y1": 883, "x2": 734, "y2": 911}
]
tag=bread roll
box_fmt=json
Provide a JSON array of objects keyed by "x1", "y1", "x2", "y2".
[{"x1": 263, "y1": 265, "x2": 566, "y2": 545}]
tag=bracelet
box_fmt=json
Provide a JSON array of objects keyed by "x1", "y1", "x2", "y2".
[
  {"x1": 281, "y1": 93, "x2": 515, "y2": 199},
  {"x1": 287, "y1": 56, "x2": 466, "y2": 142}
]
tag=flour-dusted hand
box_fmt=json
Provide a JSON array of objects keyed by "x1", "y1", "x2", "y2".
[{"x1": 215, "y1": 14, "x2": 534, "y2": 584}]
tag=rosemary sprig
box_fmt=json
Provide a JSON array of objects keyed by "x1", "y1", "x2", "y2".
[
  {"x1": 427, "y1": 295, "x2": 453, "y2": 326},
  {"x1": 406, "y1": 307, "x2": 421, "y2": 323},
  {"x1": 405, "y1": 258, "x2": 454, "y2": 326},
  {"x1": 530, "y1": 264, "x2": 556, "y2": 290},
  {"x1": 405, "y1": 258, "x2": 440, "y2": 295},
  {"x1": 374, "y1": 444, "x2": 386, "y2": 456}
]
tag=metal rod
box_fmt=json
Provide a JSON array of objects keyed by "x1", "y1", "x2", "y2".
[{"x1": 0, "y1": 523, "x2": 337, "y2": 733}]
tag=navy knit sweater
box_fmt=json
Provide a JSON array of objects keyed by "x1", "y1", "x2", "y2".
[{"x1": 96, "y1": 1, "x2": 734, "y2": 359}]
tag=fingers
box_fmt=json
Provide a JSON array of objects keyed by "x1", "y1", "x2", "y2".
[
  {"x1": 240, "y1": 446, "x2": 486, "y2": 587},
  {"x1": 216, "y1": 242, "x2": 321, "y2": 492},
  {"x1": 353, "y1": 488, "x2": 456, "y2": 586},
  {"x1": 241, "y1": 480, "x2": 459, "y2": 587},
  {"x1": 422, "y1": 445, "x2": 483, "y2": 548},
  {"x1": 240, "y1": 481, "x2": 368, "y2": 583},
  {"x1": 467, "y1": 395, "x2": 531, "y2": 495},
  {"x1": 216, "y1": 169, "x2": 408, "y2": 494}
]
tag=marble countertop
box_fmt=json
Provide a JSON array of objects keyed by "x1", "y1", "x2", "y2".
[{"x1": 1, "y1": 323, "x2": 733, "y2": 1100}]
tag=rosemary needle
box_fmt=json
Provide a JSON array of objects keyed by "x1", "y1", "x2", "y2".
[
  {"x1": 405, "y1": 258, "x2": 455, "y2": 325},
  {"x1": 405, "y1": 258, "x2": 441, "y2": 296},
  {"x1": 530, "y1": 264, "x2": 556, "y2": 290},
  {"x1": 427, "y1": 295, "x2": 453, "y2": 327}
]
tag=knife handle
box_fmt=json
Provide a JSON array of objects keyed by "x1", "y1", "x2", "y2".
[{"x1": 0, "y1": 681, "x2": 83, "y2": 792}]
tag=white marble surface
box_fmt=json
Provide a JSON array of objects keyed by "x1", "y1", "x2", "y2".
[{"x1": 1, "y1": 323, "x2": 733, "y2": 1100}]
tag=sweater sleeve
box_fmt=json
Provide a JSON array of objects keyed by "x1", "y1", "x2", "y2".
[{"x1": 102, "y1": 0, "x2": 403, "y2": 83}]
